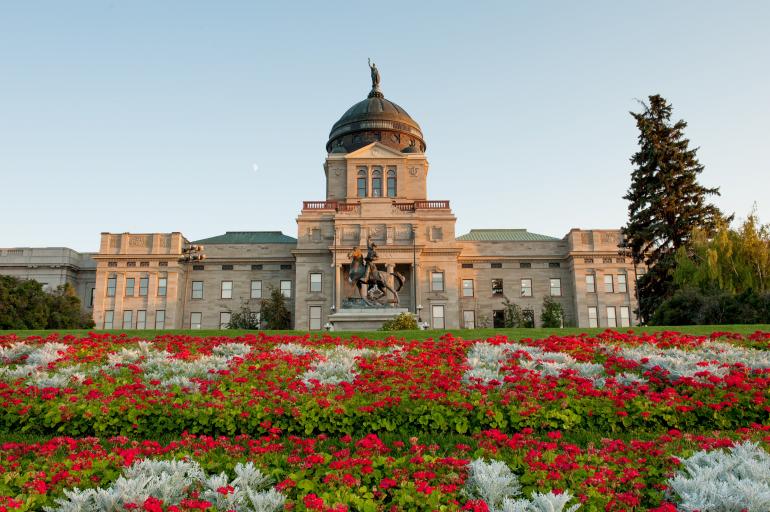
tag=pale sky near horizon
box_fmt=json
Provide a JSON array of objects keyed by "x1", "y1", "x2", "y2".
[{"x1": 1, "y1": 1, "x2": 769, "y2": 252}]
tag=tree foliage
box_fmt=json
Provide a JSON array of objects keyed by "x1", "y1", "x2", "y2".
[
  {"x1": 540, "y1": 296, "x2": 564, "y2": 328},
  {"x1": 226, "y1": 301, "x2": 261, "y2": 329},
  {"x1": 623, "y1": 94, "x2": 728, "y2": 322},
  {"x1": 260, "y1": 286, "x2": 291, "y2": 330},
  {"x1": 652, "y1": 211, "x2": 770, "y2": 324},
  {"x1": 502, "y1": 298, "x2": 534, "y2": 328},
  {"x1": 0, "y1": 276, "x2": 94, "y2": 329}
]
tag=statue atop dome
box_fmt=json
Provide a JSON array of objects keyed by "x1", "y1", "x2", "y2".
[{"x1": 368, "y1": 58, "x2": 381, "y2": 90}]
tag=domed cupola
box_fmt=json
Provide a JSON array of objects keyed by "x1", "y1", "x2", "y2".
[{"x1": 326, "y1": 61, "x2": 425, "y2": 154}]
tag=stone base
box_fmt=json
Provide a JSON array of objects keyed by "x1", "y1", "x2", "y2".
[{"x1": 328, "y1": 307, "x2": 411, "y2": 331}]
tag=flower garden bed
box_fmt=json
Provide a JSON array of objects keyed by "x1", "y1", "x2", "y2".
[{"x1": 1, "y1": 330, "x2": 769, "y2": 511}]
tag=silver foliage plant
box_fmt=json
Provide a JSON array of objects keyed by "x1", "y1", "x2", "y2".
[
  {"x1": 667, "y1": 441, "x2": 770, "y2": 512},
  {"x1": 0, "y1": 341, "x2": 255, "y2": 390},
  {"x1": 465, "y1": 458, "x2": 580, "y2": 512},
  {"x1": 463, "y1": 342, "x2": 609, "y2": 388},
  {"x1": 44, "y1": 458, "x2": 285, "y2": 512},
  {"x1": 300, "y1": 346, "x2": 374, "y2": 385}
]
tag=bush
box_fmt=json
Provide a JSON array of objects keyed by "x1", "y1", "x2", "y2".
[
  {"x1": 0, "y1": 277, "x2": 93, "y2": 329},
  {"x1": 540, "y1": 296, "x2": 564, "y2": 328},
  {"x1": 652, "y1": 287, "x2": 770, "y2": 325},
  {"x1": 502, "y1": 299, "x2": 534, "y2": 328},
  {"x1": 260, "y1": 287, "x2": 291, "y2": 330},
  {"x1": 380, "y1": 312, "x2": 418, "y2": 331},
  {"x1": 227, "y1": 301, "x2": 261, "y2": 329}
]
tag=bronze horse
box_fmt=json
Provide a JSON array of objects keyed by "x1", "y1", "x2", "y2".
[{"x1": 349, "y1": 256, "x2": 404, "y2": 306}]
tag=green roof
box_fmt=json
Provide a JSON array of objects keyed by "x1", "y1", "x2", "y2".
[
  {"x1": 457, "y1": 229, "x2": 560, "y2": 242},
  {"x1": 193, "y1": 231, "x2": 297, "y2": 245}
]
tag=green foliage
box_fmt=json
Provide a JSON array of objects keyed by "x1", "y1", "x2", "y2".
[
  {"x1": 380, "y1": 312, "x2": 418, "y2": 331},
  {"x1": 502, "y1": 298, "x2": 534, "y2": 328},
  {"x1": 623, "y1": 94, "x2": 728, "y2": 322},
  {"x1": 540, "y1": 296, "x2": 564, "y2": 328},
  {"x1": 0, "y1": 277, "x2": 92, "y2": 330},
  {"x1": 652, "y1": 288, "x2": 770, "y2": 325},
  {"x1": 227, "y1": 301, "x2": 261, "y2": 329},
  {"x1": 260, "y1": 286, "x2": 292, "y2": 330}
]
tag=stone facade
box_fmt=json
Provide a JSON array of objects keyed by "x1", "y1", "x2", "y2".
[
  {"x1": 1, "y1": 74, "x2": 641, "y2": 330},
  {"x1": 0, "y1": 247, "x2": 96, "y2": 313}
]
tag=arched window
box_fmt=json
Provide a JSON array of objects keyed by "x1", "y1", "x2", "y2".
[
  {"x1": 371, "y1": 169, "x2": 382, "y2": 197},
  {"x1": 387, "y1": 169, "x2": 397, "y2": 197},
  {"x1": 357, "y1": 169, "x2": 367, "y2": 197}
]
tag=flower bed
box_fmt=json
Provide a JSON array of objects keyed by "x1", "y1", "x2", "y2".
[{"x1": 0, "y1": 330, "x2": 769, "y2": 510}]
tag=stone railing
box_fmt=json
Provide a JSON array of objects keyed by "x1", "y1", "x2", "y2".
[
  {"x1": 302, "y1": 201, "x2": 360, "y2": 212},
  {"x1": 415, "y1": 200, "x2": 450, "y2": 209}
]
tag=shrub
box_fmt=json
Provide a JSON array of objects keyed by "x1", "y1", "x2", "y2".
[
  {"x1": 540, "y1": 296, "x2": 564, "y2": 328},
  {"x1": 260, "y1": 287, "x2": 291, "y2": 330},
  {"x1": 380, "y1": 312, "x2": 418, "y2": 331},
  {"x1": 227, "y1": 301, "x2": 261, "y2": 329}
]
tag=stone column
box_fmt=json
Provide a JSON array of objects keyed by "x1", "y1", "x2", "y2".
[{"x1": 334, "y1": 264, "x2": 342, "y2": 311}]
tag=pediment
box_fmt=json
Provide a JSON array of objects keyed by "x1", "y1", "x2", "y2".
[{"x1": 345, "y1": 142, "x2": 405, "y2": 159}]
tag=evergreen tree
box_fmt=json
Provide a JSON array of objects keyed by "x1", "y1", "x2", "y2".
[
  {"x1": 260, "y1": 286, "x2": 292, "y2": 330},
  {"x1": 623, "y1": 95, "x2": 728, "y2": 322},
  {"x1": 540, "y1": 296, "x2": 564, "y2": 328}
]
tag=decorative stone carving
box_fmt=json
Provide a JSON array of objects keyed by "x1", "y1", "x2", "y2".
[
  {"x1": 409, "y1": 167, "x2": 419, "y2": 177},
  {"x1": 129, "y1": 235, "x2": 149, "y2": 248}
]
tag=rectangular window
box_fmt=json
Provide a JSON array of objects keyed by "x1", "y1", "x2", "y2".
[
  {"x1": 221, "y1": 281, "x2": 233, "y2": 299},
  {"x1": 107, "y1": 277, "x2": 116, "y2": 297},
  {"x1": 281, "y1": 280, "x2": 292, "y2": 298},
  {"x1": 222, "y1": 265, "x2": 234, "y2": 270},
  {"x1": 432, "y1": 305, "x2": 445, "y2": 329},
  {"x1": 620, "y1": 306, "x2": 631, "y2": 327},
  {"x1": 491, "y1": 262, "x2": 503, "y2": 269},
  {"x1": 550, "y1": 278, "x2": 561, "y2": 296},
  {"x1": 519, "y1": 262, "x2": 531, "y2": 269},
  {"x1": 586, "y1": 274, "x2": 596, "y2": 293},
  {"x1": 190, "y1": 312, "x2": 202, "y2": 330},
  {"x1": 122, "y1": 310, "x2": 133, "y2": 329},
  {"x1": 461, "y1": 263, "x2": 473, "y2": 269},
  {"x1": 192, "y1": 281, "x2": 203, "y2": 299},
  {"x1": 193, "y1": 264, "x2": 204, "y2": 271},
  {"x1": 462, "y1": 279, "x2": 474, "y2": 297},
  {"x1": 251, "y1": 280, "x2": 262, "y2": 299},
  {"x1": 463, "y1": 310, "x2": 475, "y2": 329},
  {"x1": 617, "y1": 274, "x2": 628, "y2": 293},
  {"x1": 220, "y1": 311, "x2": 231, "y2": 329},
  {"x1": 549, "y1": 262, "x2": 561, "y2": 268},
  {"x1": 125, "y1": 278, "x2": 135, "y2": 296},
  {"x1": 252, "y1": 264, "x2": 263, "y2": 270},
  {"x1": 492, "y1": 279, "x2": 504, "y2": 295},
  {"x1": 310, "y1": 273, "x2": 322, "y2": 293},
  {"x1": 155, "y1": 310, "x2": 165, "y2": 329},
  {"x1": 104, "y1": 310, "x2": 114, "y2": 329},
  {"x1": 136, "y1": 310, "x2": 146, "y2": 329},
  {"x1": 158, "y1": 277, "x2": 167, "y2": 297},
  {"x1": 159, "y1": 261, "x2": 168, "y2": 267},
  {"x1": 127, "y1": 261, "x2": 136, "y2": 267},
  {"x1": 139, "y1": 277, "x2": 148, "y2": 297},
  {"x1": 521, "y1": 278, "x2": 533, "y2": 297},
  {"x1": 140, "y1": 261, "x2": 149, "y2": 267},
  {"x1": 281, "y1": 264, "x2": 293, "y2": 270},
  {"x1": 606, "y1": 306, "x2": 617, "y2": 328},
  {"x1": 604, "y1": 274, "x2": 614, "y2": 293},
  {"x1": 309, "y1": 306, "x2": 322, "y2": 330},
  {"x1": 90, "y1": 288, "x2": 95, "y2": 307},
  {"x1": 431, "y1": 272, "x2": 444, "y2": 291},
  {"x1": 588, "y1": 307, "x2": 598, "y2": 328}
]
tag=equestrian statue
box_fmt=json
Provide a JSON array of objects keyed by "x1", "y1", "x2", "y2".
[{"x1": 347, "y1": 239, "x2": 405, "y2": 306}]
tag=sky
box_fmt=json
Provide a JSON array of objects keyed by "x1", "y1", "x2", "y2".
[{"x1": 1, "y1": 1, "x2": 768, "y2": 252}]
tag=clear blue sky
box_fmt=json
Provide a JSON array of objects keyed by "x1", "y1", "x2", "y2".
[{"x1": 1, "y1": 1, "x2": 768, "y2": 252}]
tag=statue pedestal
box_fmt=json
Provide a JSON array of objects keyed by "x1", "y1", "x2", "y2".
[{"x1": 328, "y1": 307, "x2": 411, "y2": 331}]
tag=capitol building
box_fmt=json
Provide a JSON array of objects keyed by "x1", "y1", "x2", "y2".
[{"x1": 0, "y1": 68, "x2": 640, "y2": 330}]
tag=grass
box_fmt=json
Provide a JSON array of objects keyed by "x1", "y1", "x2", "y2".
[{"x1": 1, "y1": 324, "x2": 768, "y2": 341}]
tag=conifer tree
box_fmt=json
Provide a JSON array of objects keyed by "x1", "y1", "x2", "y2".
[{"x1": 623, "y1": 95, "x2": 728, "y2": 322}]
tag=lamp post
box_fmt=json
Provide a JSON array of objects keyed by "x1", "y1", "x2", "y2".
[
  {"x1": 179, "y1": 243, "x2": 206, "y2": 329},
  {"x1": 617, "y1": 238, "x2": 641, "y2": 326}
]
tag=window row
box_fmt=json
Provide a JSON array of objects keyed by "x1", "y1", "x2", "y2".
[
  {"x1": 453, "y1": 276, "x2": 562, "y2": 297},
  {"x1": 106, "y1": 276, "x2": 167, "y2": 297},
  {"x1": 585, "y1": 274, "x2": 628, "y2": 293},
  {"x1": 587, "y1": 306, "x2": 631, "y2": 327},
  {"x1": 191, "y1": 279, "x2": 299, "y2": 300},
  {"x1": 103, "y1": 309, "x2": 165, "y2": 329},
  {"x1": 357, "y1": 167, "x2": 397, "y2": 198}
]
